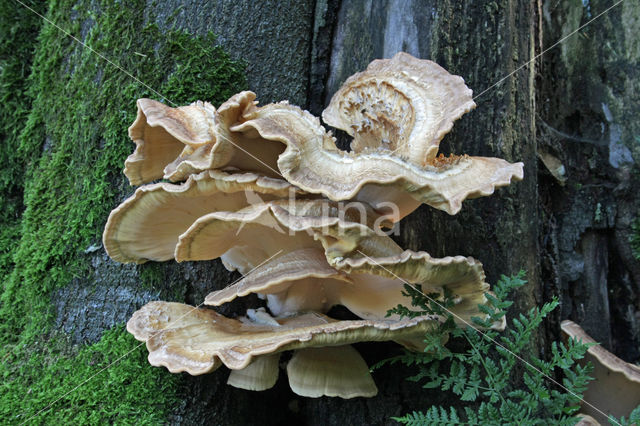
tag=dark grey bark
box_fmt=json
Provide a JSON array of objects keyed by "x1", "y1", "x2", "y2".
[
  {"x1": 50, "y1": 0, "x2": 640, "y2": 424},
  {"x1": 538, "y1": 0, "x2": 640, "y2": 361}
]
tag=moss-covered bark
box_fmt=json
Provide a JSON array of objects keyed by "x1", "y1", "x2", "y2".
[
  {"x1": 0, "y1": 0, "x2": 248, "y2": 422},
  {"x1": 149, "y1": 0, "x2": 315, "y2": 106},
  {"x1": 0, "y1": 0, "x2": 43, "y2": 290}
]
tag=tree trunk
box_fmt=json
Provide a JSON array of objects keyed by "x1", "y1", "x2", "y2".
[{"x1": 1, "y1": 0, "x2": 638, "y2": 424}]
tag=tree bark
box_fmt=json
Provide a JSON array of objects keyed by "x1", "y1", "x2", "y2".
[{"x1": 538, "y1": 0, "x2": 640, "y2": 360}]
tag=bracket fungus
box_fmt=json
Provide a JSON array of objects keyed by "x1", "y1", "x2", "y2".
[
  {"x1": 124, "y1": 53, "x2": 522, "y2": 218},
  {"x1": 103, "y1": 170, "x2": 302, "y2": 263},
  {"x1": 173, "y1": 198, "x2": 400, "y2": 276},
  {"x1": 226, "y1": 353, "x2": 281, "y2": 392},
  {"x1": 286, "y1": 346, "x2": 378, "y2": 398},
  {"x1": 204, "y1": 244, "x2": 494, "y2": 328},
  {"x1": 125, "y1": 91, "x2": 285, "y2": 186},
  {"x1": 230, "y1": 100, "x2": 523, "y2": 219},
  {"x1": 125, "y1": 99, "x2": 217, "y2": 186},
  {"x1": 322, "y1": 52, "x2": 475, "y2": 163},
  {"x1": 561, "y1": 320, "x2": 640, "y2": 422},
  {"x1": 127, "y1": 301, "x2": 437, "y2": 396},
  {"x1": 105, "y1": 52, "x2": 524, "y2": 399}
]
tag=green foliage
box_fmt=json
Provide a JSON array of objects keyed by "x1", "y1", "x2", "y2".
[
  {"x1": 0, "y1": 0, "x2": 247, "y2": 422},
  {"x1": 393, "y1": 408, "x2": 463, "y2": 425},
  {"x1": 612, "y1": 405, "x2": 640, "y2": 426},
  {"x1": 378, "y1": 271, "x2": 596, "y2": 425},
  {"x1": 1, "y1": 326, "x2": 180, "y2": 425}
]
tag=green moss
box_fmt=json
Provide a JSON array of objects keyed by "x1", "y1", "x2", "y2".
[
  {"x1": 1, "y1": 325, "x2": 180, "y2": 425},
  {"x1": 1, "y1": 0, "x2": 246, "y2": 336},
  {"x1": 0, "y1": 0, "x2": 45, "y2": 283},
  {"x1": 0, "y1": 0, "x2": 247, "y2": 422}
]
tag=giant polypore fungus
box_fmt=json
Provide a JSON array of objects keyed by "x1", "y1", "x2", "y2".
[
  {"x1": 561, "y1": 320, "x2": 640, "y2": 423},
  {"x1": 231, "y1": 100, "x2": 523, "y2": 219},
  {"x1": 226, "y1": 353, "x2": 281, "y2": 392},
  {"x1": 124, "y1": 52, "x2": 522, "y2": 218},
  {"x1": 174, "y1": 199, "x2": 394, "y2": 272},
  {"x1": 124, "y1": 92, "x2": 284, "y2": 186},
  {"x1": 286, "y1": 346, "x2": 378, "y2": 398},
  {"x1": 225, "y1": 344, "x2": 379, "y2": 398},
  {"x1": 233, "y1": 52, "x2": 523, "y2": 218},
  {"x1": 124, "y1": 99, "x2": 216, "y2": 186},
  {"x1": 204, "y1": 243, "x2": 493, "y2": 328},
  {"x1": 127, "y1": 301, "x2": 437, "y2": 397},
  {"x1": 322, "y1": 52, "x2": 474, "y2": 162},
  {"x1": 105, "y1": 52, "x2": 524, "y2": 399},
  {"x1": 103, "y1": 170, "x2": 302, "y2": 263},
  {"x1": 171, "y1": 198, "x2": 494, "y2": 326}
]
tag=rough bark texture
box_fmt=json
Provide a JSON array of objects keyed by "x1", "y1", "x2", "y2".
[
  {"x1": 148, "y1": 0, "x2": 315, "y2": 106},
  {"x1": 3, "y1": 0, "x2": 639, "y2": 424},
  {"x1": 538, "y1": 0, "x2": 640, "y2": 361}
]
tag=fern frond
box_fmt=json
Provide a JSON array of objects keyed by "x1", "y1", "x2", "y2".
[
  {"x1": 384, "y1": 271, "x2": 597, "y2": 425},
  {"x1": 393, "y1": 407, "x2": 464, "y2": 425}
]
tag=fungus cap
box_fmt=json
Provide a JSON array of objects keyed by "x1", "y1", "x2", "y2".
[
  {"x1": 103, "y1": 170, "x2": 301, "y2": 264},
  {"x1": 561, "y1": 320, "x2": 640, "y2": 423},
  {"x1": 231, "y1": 100, "x2": 523, "y2": 218},
  {"x1": 124, "y1": 53, "x2": 523, "y2": 217},
  {"x1": 322, "y1": 51, "x2": 475, "y2": 164},
  {"x1": 124, "y1": 92, "x2": 284, "y2": 186},
  {"x1": 227, "y1": 345, "x2": 379, "y2": 398},
  {"x1": 174, "y1": 199, "x2": 395, "y2": 273},
  {"x1": 205, "y1": 246, "x2": 496, "y2": 329},
  {"x1": 227, "y1": 353, "x2": 281, "y2": 391},
  {"x1": 127, "y1": 301, "x2": 439, "y2": 375},
  {"x1": 125, "y1": 99, "x2": 217, "y2": 186},
  {"x1": 163, "y1": 91, "x2": 284, "y2": 181}
]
